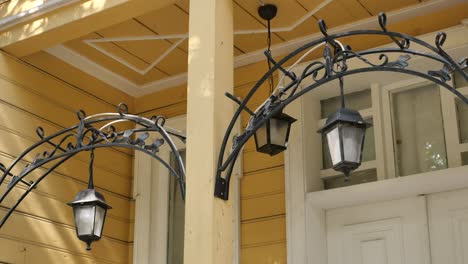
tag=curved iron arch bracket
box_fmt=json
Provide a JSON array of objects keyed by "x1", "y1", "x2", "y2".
[
  {"x1": 0, "y1": 103, "x2": 186, "y2": 228},
  {"x1": 214, "y1": 13, "x2": 468, "y2": 200}
]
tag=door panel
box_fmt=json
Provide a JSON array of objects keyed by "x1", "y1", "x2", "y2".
[
  {"x1": 428, "y1": 188, "x2": 468, "y2": 264},
  {"x1": 326, "y1": 196, "x2": 431, "y2": 264}
]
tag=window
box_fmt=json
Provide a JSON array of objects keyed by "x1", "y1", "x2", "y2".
[
  {"x1": 167, "y1": 152, "x2": 185, "y2": 264},
  {"x1": 390, "y1": 83, "x2": 447, "y2": 176}
]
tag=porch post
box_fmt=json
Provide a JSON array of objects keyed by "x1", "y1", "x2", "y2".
[{"x1": 184, "y1": 0, "x2": 235, "y2": 263}]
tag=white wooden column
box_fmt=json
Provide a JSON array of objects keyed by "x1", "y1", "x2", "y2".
[{"x1": 184, "y1": 0, "x2": 235, "y2": 263}]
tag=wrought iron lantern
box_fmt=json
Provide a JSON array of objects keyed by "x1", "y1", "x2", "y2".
[
  {"x1": 0, "y1": 102, "x2": 186, "y2": 249},
  {"x1": 68, "y1": 151, "x2": 111, "y2": 250},
  {"x1": 254, "y1": 111, "x2": 296, "y2": 156},
  {"x1": 318, "y1": 108, "x2": 371, "y2": 180}
]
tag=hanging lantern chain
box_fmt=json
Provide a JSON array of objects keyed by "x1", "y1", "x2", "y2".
[
  {"x1": 88, "y1": 150, "x2": 95, "y2": 189},
  {"x1": 266, "y1": 18, "x2": 274, "y2": 94}
]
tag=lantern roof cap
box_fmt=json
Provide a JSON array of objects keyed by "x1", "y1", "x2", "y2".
[
  {"x1": 272, "y1": 111, "x2": 297, "y2": 123},
  {"x1": 318, "y1": 107, "x2": 371, "y2": 133},
  {"x1": 68, "y1": 189, "x2": 112, "y2": 209}
]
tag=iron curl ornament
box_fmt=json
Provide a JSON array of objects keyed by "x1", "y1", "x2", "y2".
[
  {"x1": 214, "y1": 12, "x2": 468, "y2": 200},
  {"x1": 0, "y1": 103, "x2": 186, "y2": 228}
]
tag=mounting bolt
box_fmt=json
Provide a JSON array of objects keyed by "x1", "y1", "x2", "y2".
[{"x1": 258, "y1": 4, "x2": 277, "y2": 21}]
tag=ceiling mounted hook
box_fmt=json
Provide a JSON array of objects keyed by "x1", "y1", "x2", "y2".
[{"x1": 258, "y1": 3, "x2": 277, "y2": 21}]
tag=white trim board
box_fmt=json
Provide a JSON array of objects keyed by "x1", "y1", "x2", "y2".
[
  {"x1": 45, "y1": 0, "x2": 466, "y2": 97},
  {"x1": 0, "y1": 0, "x2": 81, "y2": 31}
]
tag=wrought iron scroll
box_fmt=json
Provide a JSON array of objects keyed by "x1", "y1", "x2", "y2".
[
  {"x1": 215, "y1": 12, "x2": 468, "y2": 200},
  {"x1": 0, "y1": 103, "x2": 186, "y2": 228}
]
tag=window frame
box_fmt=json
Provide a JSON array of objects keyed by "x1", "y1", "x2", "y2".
[{"x1": 132, "y1": 115, "x2": 242, "y2": 264}]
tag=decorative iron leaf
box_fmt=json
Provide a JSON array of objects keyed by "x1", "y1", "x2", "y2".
[
  {"x1": 145, "y1": 138, "x2": 165, "y2": 153},
  {"x1": 460, "y1": 57, "x2": 467, "y2": 69},
  {"x1": 386, "y1": 54, "x2": 411, "y2": 68},
  {"x1": 428, "y1": 64, "x2": 451, "y2": 82},
  {"x1": 133, "y1": 132, "x2": 150, "y2": 147},
  {"x1": 115, "y1": 130, "x2": 134, "y2": 143}
]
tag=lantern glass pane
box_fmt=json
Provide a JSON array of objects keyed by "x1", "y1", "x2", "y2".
[
  {"x1": 323, "y1": 119, "x2": 374, "y2": 169},
  {"x1": 255, "y1": 122, "x2": 268, "y2": 148},
  {"x1": 94, "y1": 206, "x2": 106, "y2": 237},
  {"x1": 74, "y1": 205, "x2": 95, "y2": 236},
  {"x1": 326, "y1": 126, "x2": 342, "y2": 166},
  {"x1": 269, "y1": 118, "x2": 288, "y2": 146},
  {"x1": 342, "y1": 124, "x2": 365, "y2": 163}
]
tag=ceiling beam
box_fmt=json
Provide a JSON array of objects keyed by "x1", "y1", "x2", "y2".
[{"x1": 0, "y1": 0, "x2": 176, "y2": 57}]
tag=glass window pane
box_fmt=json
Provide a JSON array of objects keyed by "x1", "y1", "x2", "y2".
[
  {"x1": 461, "y1": 151, "x2": 468, "y2": 166},
  {"x1": 454, "y1": 68, "x2": 468, "y2": 88},
  {"x1": 392, "y1": 84, "x2": 447, "y2": 176},
  {"x1": 323, "y1": 169, "x2": 377, "y2": 189},
  {"x1": 168, "y1": 151, "x2": 185, "y2": 264},
  {"x1": 323, "y1": 119, "x2": 375, "y2": 169},
  {"x1": 320, "y1": 89, "x2": 371, "y2": 119},
  {"x1": 456, "y1": 99, "x2": 468, "y2": 143}
]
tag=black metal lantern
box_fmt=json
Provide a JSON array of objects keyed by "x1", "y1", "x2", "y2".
[
  {"x1": 254, "y1": 111, "x2": 296, "y2": 156},
  {"x1": 68, "y1": 151, "x2": 111, "y2": 250},
  {"x1": 318, "y1": 107, "x2": 371, "y2": 180}
]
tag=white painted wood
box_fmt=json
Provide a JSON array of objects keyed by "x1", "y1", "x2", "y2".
[
  {"x1": 45, "y1": 45, "x2": 143, "y2": 96},
  {"x1": 380, "y1": 82, "x2": 397, "y2": 179},
  {"x1": 326, "y1": 196, "x2": 431, "y2": 264},
  {"x1": 371, "y1": 84, "x2": 387, "y2": 180},
  {"x1": 307, "y1": 165, "x2": 468, "y2": 210},
  {"x1": 133, "y1": 116, "x2": 186, "y2": 264},
  {"x1": 285, "y1": 95, "x2": 308, "y2": 264},
  {"x1": 132, "y1": 151, "x2": 152, "y2": 264},
  {"x1": 0, "y1": 0, "x2": 81, "y2": 31},
  {"x1": 304, "y1": 201, "x2": 327, "y2": 264},
  {"x1": 440, "y1": 86, "x2": 463, "y2": 167},
  {"x1": 427, "y1": 188, "x2": 468, "y2": 264}
]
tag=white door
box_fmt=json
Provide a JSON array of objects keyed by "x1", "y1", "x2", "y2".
[
  {"x1": 326, "y1": 188, "x2": 468, "y2": 264},
  {"x1": 428, "y1": 188, "x2": 468, "y2": 264},
  {"x1": 326, "y1": 196, "x2": 431, "y2": 264}
]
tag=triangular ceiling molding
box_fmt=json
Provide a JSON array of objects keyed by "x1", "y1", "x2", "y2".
[{"x1": 84, "y1": 34, "x2": 187, "y2": 75}]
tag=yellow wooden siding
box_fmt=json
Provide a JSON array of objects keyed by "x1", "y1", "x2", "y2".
[
  {"x1": 135, "y1": 60, "x2": 288, "y2": 264},
  {"x1": 0, "y1": 51, "x2": 134, "y2": 263}
]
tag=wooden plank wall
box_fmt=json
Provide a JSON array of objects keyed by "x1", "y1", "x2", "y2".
[
  {"x1": 0, "y1": 50, "x2": 135, "y2": 264},
  {"x1": 135, "y1": 61, "x2": 287, "y2": 264}
]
